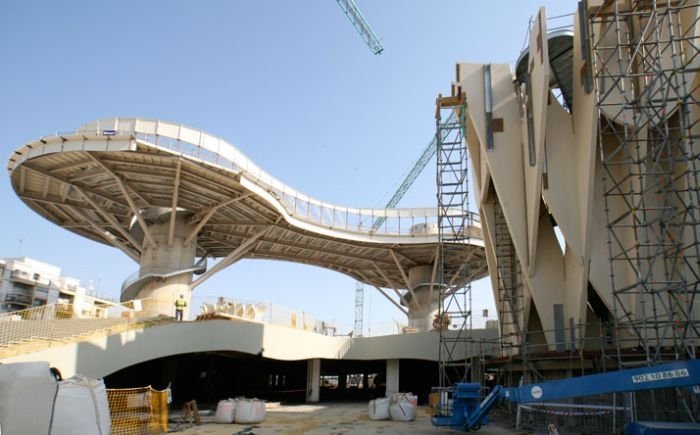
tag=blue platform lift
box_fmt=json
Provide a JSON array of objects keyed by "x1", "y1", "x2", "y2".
[{"x1": 432, "y1": 359, "x2": 700, "y2": 432}]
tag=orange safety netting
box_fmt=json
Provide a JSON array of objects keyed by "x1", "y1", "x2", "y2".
[{"x1": 106, "y1": 386, "x2": 169, "y2": 434}]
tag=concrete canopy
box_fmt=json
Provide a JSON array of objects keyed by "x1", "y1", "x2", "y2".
[{"x1": 8, "y1": 118, "x2": 487, "y2": 315}]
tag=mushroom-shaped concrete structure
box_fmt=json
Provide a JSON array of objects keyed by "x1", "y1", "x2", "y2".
[{"x1": 8, "y1": 118, "x2": 487, "y2": 330}]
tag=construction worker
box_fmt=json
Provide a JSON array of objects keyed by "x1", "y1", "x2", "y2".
[{"x1": 175, "y1": 294, "x2": 187, "y2": 321}]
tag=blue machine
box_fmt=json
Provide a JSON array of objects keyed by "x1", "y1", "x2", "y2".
[{"x1": 432, "y1": 359, "x2": 700, "y2": 431}]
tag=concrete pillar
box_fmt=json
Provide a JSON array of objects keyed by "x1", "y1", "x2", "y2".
[
  {"x1": 136, "y1": 211, "x2": 197, "y2": 317},
  {"x1": 386, "y1": 359, "x2": 399, "y2": 397},
  {"x1": 406, "y1": 265, "x2": 440, "y2": 331},
  {"x1": 306, "y1": 358, "x2": 321, "y2": 403}
]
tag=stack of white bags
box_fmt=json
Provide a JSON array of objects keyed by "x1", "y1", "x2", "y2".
[
  {"x1": 368, "y1": 392, "x2": 417, "y2": 422},
  {"x1": 214, "y1": 398, "x2": 266, "y2": 424}
]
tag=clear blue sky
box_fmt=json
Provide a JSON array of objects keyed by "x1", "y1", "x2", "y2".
[{"x1": 0, "y1": 0, "x2": 576, "y2": 334}]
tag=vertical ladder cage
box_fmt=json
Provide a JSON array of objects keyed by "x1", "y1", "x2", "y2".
[
  {"x1": 588, "y1": 0, "x2": 700, "y2": 366},
  {"x1": 494, "y1": 202, "x2": 524, "y2": 356},
  {"x1": 354, "y1": 281, "x2": 364, "y2": 337},
  {"x1": 436, "y1": 93, "x2": 475, "y2": 389}
]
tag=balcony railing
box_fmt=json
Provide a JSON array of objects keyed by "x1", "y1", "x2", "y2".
[{"x1": 15, "y1": 118, "x2": 484, "y2": 239}]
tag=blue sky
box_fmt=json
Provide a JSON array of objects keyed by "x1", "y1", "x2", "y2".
[{"x1": 0, "y1": 0, "x2": 576, "y2": 333}]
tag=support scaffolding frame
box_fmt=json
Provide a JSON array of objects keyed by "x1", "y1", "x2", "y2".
[
  {"x1": 588, "y1": 0, "x2": 700, "y2": 365},
  {"x1": 436, "y1": 94, "x2": 475, "y2": 388}
]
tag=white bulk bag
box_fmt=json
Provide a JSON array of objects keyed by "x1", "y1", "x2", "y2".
[
  {"x1": 51, "y1": 376, "x2": 111, "y2": 435},
  {"x1": 0, "y1": 362, "x2": 58, "y2": 435},
  {"x1": 389, "y1": 393, "x2": 417, "y2": 422},
  {"x1": 214, "y1": 399, "x2": 236, "y2": 423},
  {"x1": 368, "y1": 397, "x2": 390, "y2": 420},
  {"x1": 391, "y1": 392, "x2": 417, "y2": 407},
  {"x1": 235, "y1": 398, "x2": 266, "y2": 424}
]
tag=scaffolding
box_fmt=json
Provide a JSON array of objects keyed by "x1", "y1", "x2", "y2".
[
  {"x1": 494, "y1": 202, "x2": 525, "y2": 354},
  {"x1": 588, "y1": 0, "x2": 700, "y2": 365},
  {"x1": 354, "y1": 281, "x2": 364, "y2": 337},
  {"x1": 435, "y1": 94, "x2": 474, "y2": 388}
]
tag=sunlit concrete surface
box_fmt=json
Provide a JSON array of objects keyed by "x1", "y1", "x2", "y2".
[
  {"x1": 0, "y1": 320, "x2": 499, "y2": 378},
  {"x1": 172, "y1": 402, "x2": 515, "y2": 434}
]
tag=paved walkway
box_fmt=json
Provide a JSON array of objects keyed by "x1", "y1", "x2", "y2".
[{"x1": 172, "y1": 402, "x2": 516, "y2": 434}]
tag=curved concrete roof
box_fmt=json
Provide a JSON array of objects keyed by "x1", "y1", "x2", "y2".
[
  {"x1": 8, "y1": 118, "x2": 487, "y2": 300},
  {"x1": 0, "y1": 320, "x2": 499, "y2": 379}
]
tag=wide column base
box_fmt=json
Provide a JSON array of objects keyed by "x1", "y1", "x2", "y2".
[{"x1": 133, "y1": 209, "x2": 197, "y2": 318}]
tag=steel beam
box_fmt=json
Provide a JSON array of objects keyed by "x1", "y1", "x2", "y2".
[
  {"x1": 168, "y1": 160, "x2": 182, "y2": 248},
  {"x1": 390, "y1": 250, "x2": 419, "y2": 308},
  {"x1": 190, "y1": 227, "x2": 271, "y2": 289}
]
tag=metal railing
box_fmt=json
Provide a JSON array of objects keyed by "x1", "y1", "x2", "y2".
[{"x1": 10, "y1": 118, "x2": 484, "y2": 239}]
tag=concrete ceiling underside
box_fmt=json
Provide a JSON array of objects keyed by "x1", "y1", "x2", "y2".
[{"x1": 10, "y1": 141, "x2": 487, "y2": 291}]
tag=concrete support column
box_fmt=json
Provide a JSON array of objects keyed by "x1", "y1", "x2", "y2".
[
  {"x1": 406, "y1": 265, "x2": 440, "y2": 331},
  {"x1": 306, "y1": 358, "x2": 321, "y2": 403},
  {"x1": 386, "y1": 359, "x2": 399, "y2": 397},
  {"x1": 137, "y1": 211, "x2": 197, "y2": 317}
]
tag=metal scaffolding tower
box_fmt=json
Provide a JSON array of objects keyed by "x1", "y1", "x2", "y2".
[
  {"x1": 494, "y1": 202, "x2": 524, "y2": 353},
  {"x1": 436, "y1": 94, "x2": 474, "y2": 387},
  {"x1": 354, "y1": 281, "x2": 364, "y2": 337},
  {"x1": 588, "y1": 0, "x2": 700, "y2": 365}
]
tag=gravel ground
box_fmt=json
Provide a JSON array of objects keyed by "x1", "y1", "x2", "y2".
[{"x1": 170, "y1": 402, "x2": 517, "y2": 434}]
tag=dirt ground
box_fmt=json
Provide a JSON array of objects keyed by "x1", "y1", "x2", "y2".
[{"x1": 170, "y1": 402, "x2": 516, "y2": 434}]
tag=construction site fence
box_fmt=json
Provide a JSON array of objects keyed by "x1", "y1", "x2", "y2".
[
  {"x1": 0, "y1": 298, "x2": 165, "y2": 358},
  {"x1": 106, "y1": 386, "x2": 169, "y2": 435}
]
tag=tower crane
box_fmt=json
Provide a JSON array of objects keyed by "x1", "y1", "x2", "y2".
[
  {"x1": 354, "y1": 112, "x2": 457, "y2": 336},
  {"x1": 336, "y1": 0, "x2": 382, "y2": 336},
  {"x1": 335, "y1": 0, "x2": 384, "y2": 54},
  {"x1": 372, "y1": 110, "x2": 456, "y2": 230}
]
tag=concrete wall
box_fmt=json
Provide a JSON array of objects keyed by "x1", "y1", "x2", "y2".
[{"x1": 0, "y1": 321, "x2": 498, "y2": 378}]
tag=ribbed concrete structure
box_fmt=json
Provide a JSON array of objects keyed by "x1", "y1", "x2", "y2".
[{"x1": 450, "y1": 2, "x2": 700, "y2": 356}]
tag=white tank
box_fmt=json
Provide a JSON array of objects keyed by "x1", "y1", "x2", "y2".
[
  {"x1": 409, "y1": 223, "x2": 438, "y2": 236},
  {"x1": 244, "y1": 305, "x2": 256, "y2": 320},
  {"x1": 226, "y1": 302, "x2": 238, "y2": 316},
  {"x1": 234, "y1": 304, "x2": 245, "y2": 318},
  {"x1": 253, "y1": 303, "x2": 267, "y2": 321}
]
